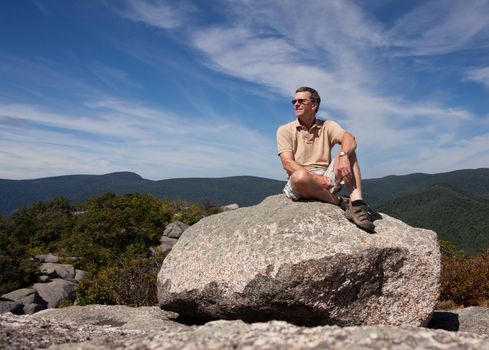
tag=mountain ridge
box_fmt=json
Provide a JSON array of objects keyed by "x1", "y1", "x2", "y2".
[
  {"x1": 1, "y1": 168, "x2": 488, "y2": 216},
  {"x1": 1, "y1": 168, "x2": 489, "y2": 254},
  {"x1": 0, "y1": 173, "x2": 286, "y2": 215}
]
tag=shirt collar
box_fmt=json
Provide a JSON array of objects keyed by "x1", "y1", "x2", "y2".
[{"x1": 294, "y1": 118, "x2": 324, "y2": 130}]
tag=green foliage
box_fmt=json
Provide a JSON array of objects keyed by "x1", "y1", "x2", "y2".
[
  {"x1": 1, "y1": 192, "x2": 219, "y2": 300},
  {"x1": 439, "y1": 240, "x2": 463, "y2": 257},
  {"x1": 7, "y1": 197, "x2": 75, "y2": 249}
]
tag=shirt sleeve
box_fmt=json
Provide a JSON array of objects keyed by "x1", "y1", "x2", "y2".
[
  {"x1": 326, "y1": 120, "x2": 345, "y2": 145},
  {"x1": 276, "y1": 125, "x2": 293, "y2": 155}
]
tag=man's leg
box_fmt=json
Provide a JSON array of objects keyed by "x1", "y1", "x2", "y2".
[
  {"x1": 339, "y1": 152, "x2": 363, "y2": 202},
  {"x1": 336, "y1": 152, "x2": 375, "y2": 232},
  {"x1": 288, "y1": 168, "x2": 341, "y2": 205}
]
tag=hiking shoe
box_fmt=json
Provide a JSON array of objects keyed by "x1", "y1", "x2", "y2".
[{"x1": 344, "y1": 202, "x2": 375, "y2": 233}]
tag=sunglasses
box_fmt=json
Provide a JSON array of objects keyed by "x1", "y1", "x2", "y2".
[{"x1": 291, "y1": 98, "x2": 312, "y2": 105}]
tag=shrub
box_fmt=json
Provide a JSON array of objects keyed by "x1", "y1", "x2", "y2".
[
  {"x1": 77, "y1": 253, "x2": 165, "y2": 306},
  {"x1": 1, "y1": 192, "x2": 218, "y2": 298},
  {"x1": 439, "y1": 250, "x2": 489, "y2": 306}
]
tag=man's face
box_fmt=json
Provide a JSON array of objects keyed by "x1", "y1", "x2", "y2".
[{"x1": 292, "y1": 91, "x2": 317, "y2": 120}]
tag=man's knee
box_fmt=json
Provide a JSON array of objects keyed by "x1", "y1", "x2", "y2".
[{"x1": 289, "y1": 168, "x2": 311, "y2": 188}]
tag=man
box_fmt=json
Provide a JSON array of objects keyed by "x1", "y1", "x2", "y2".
[{"x1": 276, "y1": 86, "x2": 375, "y2": 232}]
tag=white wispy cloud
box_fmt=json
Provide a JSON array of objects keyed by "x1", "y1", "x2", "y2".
[
  {"x1": 466, "y1": 67, "x2": 489, "y2": 88},
  {"x1": 111, "y1": 0, "x2": 489, "y2": 178},
  {"x1": 387, "y1": 0, "x2": 489, "y2": 56},
  {"x1": 121, "y1": 0, "x2": 195, "y2": 30},
  {"x1": 4, "y1": 0, "x2": 488, "y2": 181},
  {"x1": 0, "y1": 101, "x2": 281, "y2": 180}
]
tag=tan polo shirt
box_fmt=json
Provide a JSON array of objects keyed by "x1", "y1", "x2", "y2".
[{"x1": 276, "y1": 118, "x2": 345, "y2": 170}]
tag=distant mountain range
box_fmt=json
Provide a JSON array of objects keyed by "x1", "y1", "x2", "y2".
[
  {"x1": 0, "y1": 173, "x2": 286, "y2": 215},
  {"x1": 2, "y1": 168, "x2": 489, "y2": 254}
]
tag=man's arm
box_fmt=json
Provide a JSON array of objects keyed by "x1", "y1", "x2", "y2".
[
  {"x1": 279, "y1": 151, "x2": 333, "y2": 189},
  {"x1": 336, "y1": 131, "x2": 357, "y2": 181}
]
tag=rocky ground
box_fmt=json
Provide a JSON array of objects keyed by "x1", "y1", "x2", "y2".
[{"x1": 2, "y1": 305, "x2": 489, "y2": 349}]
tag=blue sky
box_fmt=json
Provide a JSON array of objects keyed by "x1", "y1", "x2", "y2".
[{"x1": 1, "y1": 0, "x2": 488, "y2": 180}]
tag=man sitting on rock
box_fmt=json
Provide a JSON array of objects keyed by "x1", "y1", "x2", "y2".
[{"x1": 276, "y1": 86, "x2": 375, "y2": 232}]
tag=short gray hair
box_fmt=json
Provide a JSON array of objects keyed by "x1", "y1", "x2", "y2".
[{"x1": 295, "y1": 86, "x2": 320, "y2": 112}]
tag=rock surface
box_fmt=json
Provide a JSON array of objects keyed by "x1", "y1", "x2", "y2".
[
  {"x1": 2, "y1": 306, "x2": 489, "y2": 350},
  {"x1": 35, "y1": 305, "x2": 185, "y2": 332},
  {"x1": 429, "y1": 307, "x2": 489, "y2": 335},
  {"x1": 158, "y1": 194, "x2": 441, "y2": 326}
]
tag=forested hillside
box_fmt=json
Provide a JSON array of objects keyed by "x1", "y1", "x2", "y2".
[
  {"x1": 377, "y1": 185, "x2": 489, "y2": 255},
  {"x1": 363, "y1": 168, "x2": 489, "y2": 207}
]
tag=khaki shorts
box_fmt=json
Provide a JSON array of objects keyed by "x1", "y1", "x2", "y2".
[{"x1": 283, "y1": 158, "x2": 342, "y2": 201}]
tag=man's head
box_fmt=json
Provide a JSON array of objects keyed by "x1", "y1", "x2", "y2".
[{"x1": 292, "y1": 87, "x2": 320, "y2": 122}]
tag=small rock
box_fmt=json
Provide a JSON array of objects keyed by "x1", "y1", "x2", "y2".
[
  {"x1": 39, "y1": 263, "x2": 76, "y2": 281},
  {"x1": 39, "y1": 275, "x2": 50, "y2": 283},
  {"x1": 23, "y1": 303, "x2": 43, "y2": 315},
  {"x1": 220, "y1": 203, "x2": 239, "y2": 212},
  {"x1": 32, "y1": 279, "x2": 77, "y2": 308},
  {"x1": 34, "y1": 253, "x2": 60, "y2": 263},
  {"x1": 0, "y1": 299, "x2": 24, "y2": 315},
  {"x1": 163, "y1": 221, "x2": 190, "y2": 239},
  {"x1": 74, "y1": 269, "x2": 89, "y2": 282},
  {"x1": 157, "y1": 237, "x2": 178, "y2": 255},
  {"x1": 1, "y1": 288, "x2": 42, "y2": 306}
]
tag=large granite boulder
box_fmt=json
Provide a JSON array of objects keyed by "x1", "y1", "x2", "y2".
[{"x1": 158, "y1": 194, "x2": 440, "y2": 326}]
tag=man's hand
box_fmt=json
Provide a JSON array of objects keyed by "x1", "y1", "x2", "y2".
[{"x1": 337, "y1": 155, "x2": 352, "y2": 182}]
